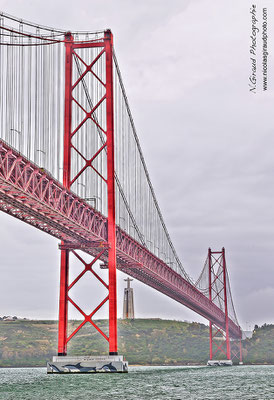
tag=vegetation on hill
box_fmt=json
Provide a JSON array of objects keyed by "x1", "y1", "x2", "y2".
[
  {"x1": 242, "y1": 323, "x2": 274, "y2": 364},
  {"x1": 0, "y1": 319, "x2": 209, "y2": 367},
  {"x1": 0, "y1": 319, "x2": 273, "y2": 367}
]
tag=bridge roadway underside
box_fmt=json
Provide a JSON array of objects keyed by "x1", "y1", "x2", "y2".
[{"x1": 0, "y1": 140, "x2": 241, "y2": 339}]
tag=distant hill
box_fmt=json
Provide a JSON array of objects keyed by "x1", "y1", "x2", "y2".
[{"x1": 0, "y1": 319, "x2": 273, "y2": 367}]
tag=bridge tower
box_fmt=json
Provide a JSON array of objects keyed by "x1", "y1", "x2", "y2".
[
  {"x1": 48, "y1": 30, "x2": 128, "y2": 373},
  {"x1": 208, "y1": 248, "x2": 231, "y2": 365},
  {"x1": 207, "y1": 248, "x2": 242, "y2": 366}
]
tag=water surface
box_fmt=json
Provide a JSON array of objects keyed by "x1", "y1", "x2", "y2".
[{"x1": 0, "y1": 365, "x2": 273, "y2": 399}]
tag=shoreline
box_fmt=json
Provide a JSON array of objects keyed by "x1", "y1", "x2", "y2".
[{"x1": 1, "y1": 363, "x2": 274, "y2": 369}]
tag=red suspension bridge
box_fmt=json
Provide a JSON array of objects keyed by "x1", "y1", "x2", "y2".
[{"x1": 0, "y1": 13, "x2": 242, "y2": 368}]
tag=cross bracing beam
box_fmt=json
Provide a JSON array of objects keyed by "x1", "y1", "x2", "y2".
[{"x1": 0, "y1": 139, "x2": 241, "y2": 339}]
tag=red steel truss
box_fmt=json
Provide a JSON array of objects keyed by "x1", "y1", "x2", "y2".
[
  {"x1": 208, "y1": 248, "x2": 242, "y2": 361},
  {"x1": 58, "y1": 30, "x2": 118, "y2": 355},
  {"x1": 0, "y1": 139, "x2": 241, "y2": 340}
]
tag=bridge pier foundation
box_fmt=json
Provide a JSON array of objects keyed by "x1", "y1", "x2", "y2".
[
  {"x1": 207, "y1": 359, "x2": 233, "y2": 367},
  {"x1": 47, "y1": 355, "x2": 128, "y2": 373}
]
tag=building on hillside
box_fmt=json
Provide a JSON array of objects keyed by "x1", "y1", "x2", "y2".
[
  {"x1": 123, "y1": 278, "x2": 134, "y2": 319},
  {"x1": 2, "y1": 316, "x2": 17, "y2": 321}
]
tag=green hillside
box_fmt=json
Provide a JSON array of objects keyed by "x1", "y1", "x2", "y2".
[
  {"x1": 0, "y1": 319, "x2": 273, "y2": 367},
  {"x1": 0, "y1": 319, "x2": 209, "y2": 367},
  {"x1": 242, "y1": 324, "x2": 274, "y2": 364}
]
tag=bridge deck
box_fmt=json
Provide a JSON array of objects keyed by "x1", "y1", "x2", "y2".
[{"x1": 0, "y1": 139, "x2": 241, "y2": 339}]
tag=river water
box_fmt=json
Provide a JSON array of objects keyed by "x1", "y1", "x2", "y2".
[{"x1": 0, "y1": 365, "x2": 273, "y2": 399}]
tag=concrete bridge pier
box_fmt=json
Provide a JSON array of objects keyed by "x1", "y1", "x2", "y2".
[{"x1": 47, "y1": 355, "x2": 128, "y2": 373}]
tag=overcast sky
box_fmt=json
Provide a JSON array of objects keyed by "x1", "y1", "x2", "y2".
[{"x1": 0, "y1": 0, "x2": 273, "y2": 331}]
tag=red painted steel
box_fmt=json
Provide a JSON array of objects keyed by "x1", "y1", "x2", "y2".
[
  {"x1": 104, "y1": 30, "x2": 118, "y2": 355},
  {"x1": 57, "y1": 32, "x2": 74, "y2": 356},
  {"x1": 66, "y1": 249, "x2": 110, "y2": 344},
  {"x1": 0, "y1": 139, "x2": 241, "y2": 339},
  {"x1": 58, "y1": 249, "x2": 69, "y2": 355},
  {"x1": 230, "y1": 339, "x2": 243, "y2": 363},
  {"x1": 208, "y1": 248, "x2": 229, "y2": 359},
  {"x1": 55, "y1": 30, "x2": 118, "y2": 355},
  {"x1": 63, "y1": 32, "x2": 73, "y2": 189},
  {"x1": 208, "y1": 248, "x2": 241, "y2": 360},
  {"x1": 208, "y1": 248, "x2": 213, "y2": 360},
  {"x1": 222, "y1": 248, "x2": 231, "y2": 359}
]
